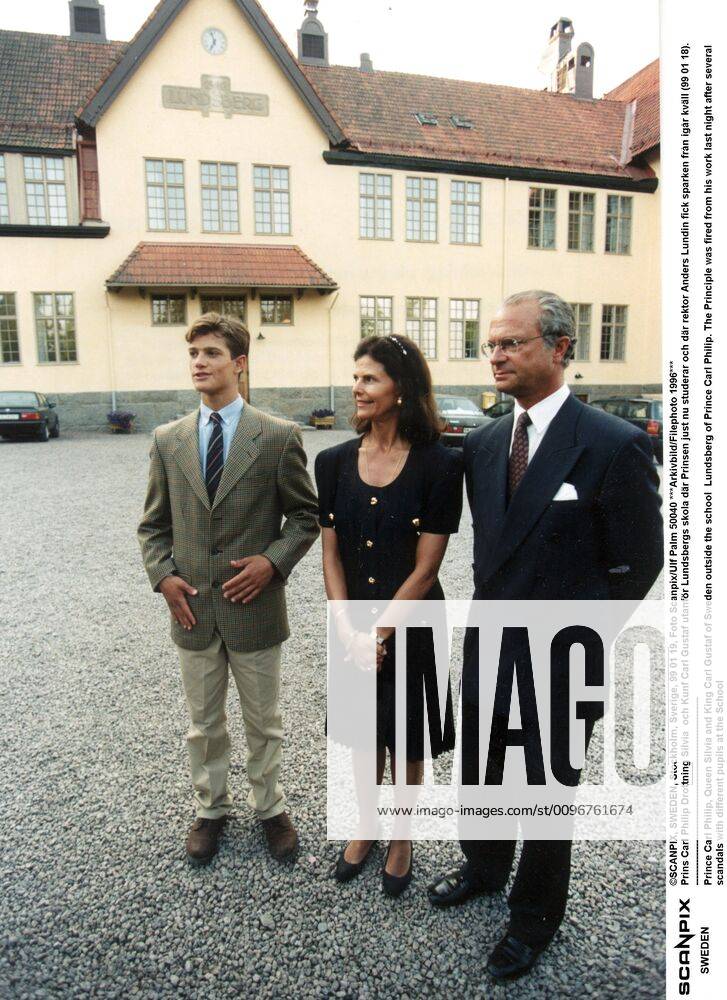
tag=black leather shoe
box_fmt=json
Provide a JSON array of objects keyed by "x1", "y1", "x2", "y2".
[
  {"x1": 486, "y1": 934, "x2": 547, "y2": 981},
  {"x1": 382, "y1": 842, "x2": 412, "y2": 898},
  {"x1": 427, "y1": 866, "x2": 488, "y2": 907},
  {"x1": 334, "y1": 841, "x2": 376, "y2": 882}
]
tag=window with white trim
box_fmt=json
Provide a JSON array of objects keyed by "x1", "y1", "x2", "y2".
[
  {"x1": 254, "y1": 166, "x2": 290, "y2": 234},
  {"x1": 200, "y1": 295, "x2": 246, "y2": 321},
  {"x1": 34, "y1": 293, "x2": 76, "y2": 362},
  {"x1": 605, "y1": 195, "x2": 632, "y2": 254},
  {"x1": 600, "y1": 304, "x2": 627, "y2": 360},
  {"x1": 450, "y1": 180, "x2": 481, "y2": 244},
  {"x1": 528, "y1": 187, "x2": 556, "y2": 248},
  {"x1": 567, "y1": 191, "x2": 595, "y2": 252},
  {"x1": 406, "y1": 177, "x2": 437, "y2": 242},
  {"x1": 360, "y1": 296, "x2": 393, "y2": 338},
  {"x1": 449, "y1": 299, "x2": 479, "y2": 359},
  {"x1": 359, "y1": 173, "x2": 392, "y2": 239},
  {"x1": 151, "y1": 295, "x2": 186, "y2": 325},
  {"x1": 569, "y1": 302, "x2": 592, "y2": 361},
  {"x1": 260, "y1": 295, "x2": 293, "y2": 325},
  {"x1": 201, "y1": 162, "x2": 239, "y2": 233},
  {"x1": 145, "y1": 159, "x2": 186, "y2": 231},
  {"x1": 406, "y1": 297, "x2": 437, "y2": 358},
  {"x1": 0, "y1": 156, "x2": 9, "y2": 224},
  {"x1": 24, "y1": 156, "x2": 68, "y2": 225},
  {"x1": 0, "y1": 293, "x2": 20, "y2": 363}
]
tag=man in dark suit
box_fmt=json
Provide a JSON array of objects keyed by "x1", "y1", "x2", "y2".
[{"x1": 427, "y1": 291, "x2": 663, "y2": 980}]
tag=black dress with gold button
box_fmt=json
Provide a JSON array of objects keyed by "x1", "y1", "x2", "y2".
[{"x1": 315, "y1": 436, "x2": 463, "y2": 761}]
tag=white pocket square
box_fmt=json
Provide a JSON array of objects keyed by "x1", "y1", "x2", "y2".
[{"x1": 553, "y1": 482, "x2": 578, "y2": 501}]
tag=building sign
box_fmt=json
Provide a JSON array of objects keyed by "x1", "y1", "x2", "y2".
[{"x1": 162, "y1": 76, "x2": 269, "y2": 118}]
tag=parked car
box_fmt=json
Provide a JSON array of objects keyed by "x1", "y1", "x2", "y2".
[
  {"x1": 435, "y1": 394, "x2": 487, "y2": 445},
  {"x1": 0, "y1": 391, "x2": 60, "y2": 442},
  {"x1": 590, "y1": 397, "x2": 663, "y2": 463},
  {"x1": 483, "y1": 398, "x2": 514, "y2": 420}
]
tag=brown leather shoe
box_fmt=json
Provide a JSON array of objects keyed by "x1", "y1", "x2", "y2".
[
  {"x1": 261, "y1": 812, "x2": 298, "y2": 861},
  {"x1": 185, "y1": 816, "x2": 227, "y2": 865}
]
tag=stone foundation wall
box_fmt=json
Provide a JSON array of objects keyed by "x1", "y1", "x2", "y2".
[{"x1": 46, "y1": 383, "x2": 663, "y2": 433}]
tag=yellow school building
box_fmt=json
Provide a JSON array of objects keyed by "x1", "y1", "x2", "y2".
[{"x1": 0, "y1": 1, "x2": 661, "y2": 428}]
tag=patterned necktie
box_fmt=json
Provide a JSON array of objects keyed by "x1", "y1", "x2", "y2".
[
  {"x1": 507, "y1": 411, "x2": 532, "y2": 501},
  {"x1": 205, "y1": 412, "x2": 224, "y2": 503}
]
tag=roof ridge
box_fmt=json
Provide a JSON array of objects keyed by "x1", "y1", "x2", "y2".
[{"x1": 0, "y1": 27, "x2": 126, "y2": 46}]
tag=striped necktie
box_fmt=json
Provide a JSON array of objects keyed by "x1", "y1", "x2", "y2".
[
  {"x1": 507, "y1": 411, "x2": 532, "y2": 502},
  {"x1": 205, "y1": 412, "x2": 224, "y2": 503}
]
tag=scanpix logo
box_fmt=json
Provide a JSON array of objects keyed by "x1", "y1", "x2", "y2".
[{"x1": 675, "y1": 898, "x2": 693, "y2": 995}]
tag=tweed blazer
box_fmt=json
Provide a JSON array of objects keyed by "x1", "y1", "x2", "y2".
[{"x1": 138, "y1": 403, "x2": 319, "y2": 652}]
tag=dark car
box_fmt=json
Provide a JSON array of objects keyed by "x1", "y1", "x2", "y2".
[
  {"x1": 590, "y1": 396, "x2": 662, "y2": 463},
  {"x1": 483, "y1": 398, "x2": 514, "y2": 420},
  {"x1": 435, "y1": 394, "x2": 487, "y2": 445},
  {"x1": 0, "y1": 391, "x2": 60, "y2": 442}
]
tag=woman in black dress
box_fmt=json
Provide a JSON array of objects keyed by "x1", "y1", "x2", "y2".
[{"x1": 315, "y1": 334, "x2": 463, "y2": 896}]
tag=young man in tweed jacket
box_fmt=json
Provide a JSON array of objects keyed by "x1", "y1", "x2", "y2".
[{"x1": 138, "y1": 313, "x2": 319, "y2": 863}]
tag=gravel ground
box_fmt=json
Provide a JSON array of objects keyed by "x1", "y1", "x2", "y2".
[{"x1": 0, "y1": 428, "x2": 664, "y2": 999}]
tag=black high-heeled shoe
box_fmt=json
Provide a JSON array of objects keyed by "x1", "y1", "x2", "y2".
[
  {"x1": 382, "y1": 841, "x2": 413, "y2": 897},
  {"x1": 334, "y1": 841, "x2": 377, "y2": 882}
]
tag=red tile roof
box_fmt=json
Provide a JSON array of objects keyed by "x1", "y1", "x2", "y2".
[
  {"x1": 107, "y1": 243, "x2": 337, "y2": 290},
  {"x1": 605, "y1": 60, "x2": 660, "y2": 158},
  {"x1": 0, "y1": 30, "x2": 124, "y2": 149},
  {"x1": 302, "y1": 64, "x2": 650, "y2": 179}
]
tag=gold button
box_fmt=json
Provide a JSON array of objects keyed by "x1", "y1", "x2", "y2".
[
  {"x1": 328, "y1": 513, "x2": 334, "y2": 521},
  {"x1": 370, "y1": 497, "x2": 378, "y2": 505},
  {"x1": 366, "y1": 540, "x2": 374, "y2": 548},
  {"x1": 368, "y1": 577, "x2": 375, "y2": 584},
  {"x1": 412, "y1": 517, "x2": 420, "y2": 527}
]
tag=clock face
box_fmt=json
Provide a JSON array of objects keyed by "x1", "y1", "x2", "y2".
[{"x1": 202, "y1": 28, "x2": 227, "y2": 55}]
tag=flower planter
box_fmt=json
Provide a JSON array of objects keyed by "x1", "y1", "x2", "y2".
[
  {"x1": 310, "y1": 415, "x2": 335, "y2": 429},
  {"x1": 107, "y1": 411, "x2": 137, "y2": 434}
]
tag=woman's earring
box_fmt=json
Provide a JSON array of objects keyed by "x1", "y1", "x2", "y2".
[{"x1": 397, "y1": 397, "x2": 403, "y2": 406}]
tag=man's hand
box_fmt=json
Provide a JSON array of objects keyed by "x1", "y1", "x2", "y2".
[
  {"x1": 159, "y1": 575, "x2": 198, "y2": 630},
  {"x1": 223, "y1": 555, "x2": 275, "y2": 604}
]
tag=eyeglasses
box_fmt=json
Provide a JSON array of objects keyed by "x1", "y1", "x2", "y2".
[{"x1": 480, "y1": 335, "x2": 545, "y2": 358}]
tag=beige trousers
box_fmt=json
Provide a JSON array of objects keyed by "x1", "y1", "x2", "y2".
[{"x1": 176, "y1": 633, "x2": 286, "y2": 820}]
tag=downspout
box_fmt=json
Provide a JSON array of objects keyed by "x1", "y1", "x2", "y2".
[
  {"x1": 327, "y1": 290, "x2": 340, "y2": 413},
  {"x1": 501, "y1": 176, "x2": 509, "y2": 300},
  {"x1": 104, "y1": 289, "x2": 117, "y2": 412}
]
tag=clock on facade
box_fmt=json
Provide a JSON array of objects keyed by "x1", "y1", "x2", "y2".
[{"x1": 201, "y1": 28, "x2": 227, "y2": 55}]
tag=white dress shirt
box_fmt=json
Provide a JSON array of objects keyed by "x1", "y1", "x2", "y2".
[
  {"x1": 198, "y1": 394, "x2": 244, "y2": 472},
  {"x1": 510, "y1": 384, "x2": 571, "y2": 463}
]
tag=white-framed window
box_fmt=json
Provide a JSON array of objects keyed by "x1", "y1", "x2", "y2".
[
  {"x1": 34, "y1": 292, "x2": 76, "y2": 362},
  {"x1": 600, "y1": 304, "x2": 627, "y2": 360},
  {"x1": 260, "y1": 295, "x2": 293, "y2": 325},
  {"x1": 254, "y1": 166, "x2": 290, "y2": 234},
  {"x1": 200, "y1": 295, "x2": 246, "y2": 321},
  {"x1": 24, "y1": 156, "x2": 68, "y2": 225},
  {"x1": 569, "y1": 302, "x2": 592, "y2": 361},
  {"x1": 449, "y1": 299, "x2": 480, "y2": 359},
  {"x1": 568, "y1": 191, "x2": 595, "y2": 252},
  {"x1": 605, "y1": 195, "x2": 632, "y2": 254},
  {"x1": 151, "y1": 295, "x2": 186, "y2": 325},
  {"x1": 406, "y1": 297, "x2": 437, "y2": 359},
  {"x1": 528, "y1": 187, "x2": 556, "y2": 248},
  {"x1": 450, "y1": 180, "x2": 481, "y2": 244},
  {"x1": 201, "y1": 162, "x2": 239, "y2": 233},
  {"x1": 406, "y1": 177, "x2": 437, "y2": 242},
  {"x1": 360, "y1": 296, "x2": 393, "y2": 338},
  {"x1": 359, "y1": 173, "x2": 392, "y2": 239},
  {"x1": 0, "y1": 156, "x2": 9, "y2": 224},
  {"x1": 0, "y1": 292, "x2": 20, "y2": 363},
  {"x1": 145, "y1": 159, "x2": 186, "y2": 231}
]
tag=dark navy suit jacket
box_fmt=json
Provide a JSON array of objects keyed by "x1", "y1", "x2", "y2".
[{"x1": 462, "y1": 393, "x2": 663, "y2": 705}]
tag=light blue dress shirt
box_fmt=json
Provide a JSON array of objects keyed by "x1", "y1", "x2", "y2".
[{"x1": 198, "y1": 395, "x2": 244, "y2": 474}]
